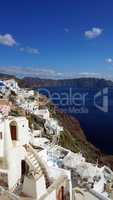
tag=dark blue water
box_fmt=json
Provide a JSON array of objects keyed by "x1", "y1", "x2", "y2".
[{"x1": 37, "y1": 87, "x2": 113, "y2": 155}]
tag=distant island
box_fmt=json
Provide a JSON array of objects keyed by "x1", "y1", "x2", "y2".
[
  {"x1": 19, "y1": 76, "x2": 113, "y2": 89},
  {"x1": 0, "y1": 72, "x2": 113, "y2": 89}
]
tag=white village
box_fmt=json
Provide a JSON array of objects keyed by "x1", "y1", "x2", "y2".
[{"x1": 0, "y1": 78, "x2": 112, "y2": 200}]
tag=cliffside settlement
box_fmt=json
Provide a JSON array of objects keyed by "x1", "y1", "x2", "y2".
[{"x1": 0, "y1": 78, "x2": 113, "y2": 200}]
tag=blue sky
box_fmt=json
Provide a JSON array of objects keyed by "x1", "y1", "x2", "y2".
[{"x1": 0, "y1": 0, "x2": 113, "y2": 79}]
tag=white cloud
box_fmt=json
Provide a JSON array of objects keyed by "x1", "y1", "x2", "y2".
[
  {"x1": 85, "y1": 27, "x2": 103, "y2": 39},
  {"x1": 0, "y1": 34, "x2": 16, "y2": 47},
  {"x1": 19, "y1": 46, "x2": 40, "y2": 55},
  {"x1": 0, "y1": 33, "x2": 40, "y2": 55},
  {"x1": 0, "y1": 66, "x2": 76, "y2": 79},
  {"x1": 106, "y1": 58, "x2": 113, "y2": 64}
]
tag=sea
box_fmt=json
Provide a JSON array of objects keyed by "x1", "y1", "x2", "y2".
[{"x1": 36, "y1": 86, "x2": 113, "y2": 155}]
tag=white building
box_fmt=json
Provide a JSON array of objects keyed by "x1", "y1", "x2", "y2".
[
  {"x1": 0, "y1": 116, "x2": 29, "y2": 190},
  {"x1": 63, "y1": 151, "x2": 86, "y2": 168},
  {"x1": 0, "y1": 115, "x2": 72, "y2": 199},
  {"x1": 19, "y1": 99, "x2": 38, "y2": 113},
  {"x1": 37, "y1": 144, "x2": 113, "y2": 200},
  {"x1": 0, "y1": 81, "x2": 6, "y2": 94},
  {"x1": 45, "y1": 118, "x2": 63, "y2": 135},
  {"x1": 4, "y1": 79, "x2": 20, "y2": 94},
  {"x1": 34, "y1": 108, "x2": 50, "y2": 120},
  {"x1": 18, "y1": 89, "x2": 35, "y2": 99},
  {"x1": 30, "y1": 136, "x2": 50, "y2": 149}
]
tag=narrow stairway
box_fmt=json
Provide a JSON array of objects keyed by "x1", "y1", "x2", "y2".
[
  {"x1": 25, "y1": 144, "x2": 51, "y2": 187},
  {"x1": 25, "y1": 144, "x2": 43, "y2": 180}
]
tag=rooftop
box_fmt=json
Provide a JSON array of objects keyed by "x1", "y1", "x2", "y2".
[{"x1": 73, "y1": 188, "x2": 102, "y2": 200}]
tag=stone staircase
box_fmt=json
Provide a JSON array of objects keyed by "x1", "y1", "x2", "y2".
[
  {"x1": 25, "y1": 144, "x2": 52, "y2": 188},
  {"x1": 25, "y1": 144, "x2": 43, "y2": 180}
]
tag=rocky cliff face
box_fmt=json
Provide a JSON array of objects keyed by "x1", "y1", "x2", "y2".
[
  {"x1": 44, "y1": 100, "x2": 113, "y2": 170},
  {"x1": 54, "y1": 108, "x2": 113, "y2": 170},
  {"x1": 19, "y1": 77, "x2": 113, "y2": 88},
  {"x1": 100, "y1": 156, "x2": 113, "y2": 170}
]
